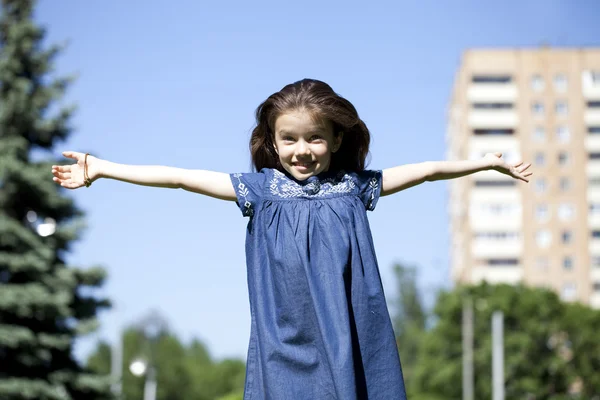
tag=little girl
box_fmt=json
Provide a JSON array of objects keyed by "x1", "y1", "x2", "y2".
[{"x1": 52, "y1": 79, "x2": 531, "y2": 399}]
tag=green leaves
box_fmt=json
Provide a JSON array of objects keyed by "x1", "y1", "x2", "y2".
[
  {"x1": 0, "y1": 1, "x2": 112, "y2": 398},
  {"x1": 86, "y1": 327, "x2": 246, "y2": 400},
  {"x1": 408, "y1": 283, "x2": 600, "y2": 399}
]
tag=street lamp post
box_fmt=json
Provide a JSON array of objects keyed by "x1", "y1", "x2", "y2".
[{"x1": 129, "y1": 311, "x2": 168, "y2": 400}]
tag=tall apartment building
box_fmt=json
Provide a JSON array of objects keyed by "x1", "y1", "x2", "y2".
[{"x1": 447, "y1": 48, "x2": 600, "y2": 308}]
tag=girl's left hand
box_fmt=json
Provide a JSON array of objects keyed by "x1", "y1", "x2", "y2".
[{"x1": 484, "y1": 152, "x2": 533, "y2": 183}]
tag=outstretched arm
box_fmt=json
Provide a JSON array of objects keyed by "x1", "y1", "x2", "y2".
[
  {"x1": 51, "y1": 151, "x2": 237, "y2": 201},
  {"x1": 381, "y1": 152, "x2": 532, "y2": 196}
]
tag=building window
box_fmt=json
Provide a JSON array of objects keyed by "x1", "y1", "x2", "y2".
[
  {"x1": 474, "y1": 232, "x2": 520, "y2": 241},
  {"x1": 594, "y1": 282, "x2": 600, "y2": 293},
  {"x1": 535, "y1": 204, "x2": 549, "y2": 221},
  {"x1": 592, "y1": 256, "x2": 600, "y2": 268},
  {"x1": 531, "y1": 74, "x2": 545, "y2": 91},
  {"x1": 590, "y1": 203, "x2": 600, "y2": 215},
  {"x1": 561, "y1": 282, "x2": 576, "y2": 301},
  {"x1": 562, "y1": 230, "x2": 573, "y2": 244},
  {"x1": 535, "y1": 178, "x2": 547, "y2": 193},
  {"x1": 487, "y1": 258, "x2": 519, "y2": 266},
  {"x1": 474, "y1": 129, "x2": 514, "y2": 135},
  {"x1": 554, "y1": 74, "x2": 568, "y2": 92},
  {"x1": 474, "y1": 180, "x2": 516, "y2": 187},
  {"x1": 533, "y1": 127, "x2": 545, "y2": 141},
  {"x1": 555, "y1": 101, "x2": 568, "y2": 116},
  {"x1": 592, "y1": 230, "x2": 600, "y2": 239},
  {"x1": 536, "y1": 230, "x2": 552, "y2": 248},
  {"x1": 535, "y1": 152, "x2": 545, "y2": 166},
  {"x1": 471, "y1": 203, "x2": 521, "y2": 218},
  {"x1": 557, "y1": 126, "x2": 570, "y2": 143},
  {"x1": 560, "y1": 177, "x2": 571, "y2": 192},
  {"x1": 536, "y1": 257, "x2": 549, "y2": 271},
  {"x1": 588, "y1": 101, "x2": 600, "y2": 108},
  {"x1": 472, "y1": 102, "x2": 513, "y2": 109},
  {"x1": 590, "y1": 153, "x2": 600, "y2": 160},
  {"x1": 558, "y1": 152, "x2": 570, "y2": 166},
  {"x1": 558, "y1": 203, "x2": 575, "y2": 221},
  {"x1": 563, "y1": 256, "x2": 573, "y2": 270},
  {"x1": 589, "y1": 127, "x2": 600, "y2": 134},
  {"x1": 472, "y1": 75, "x2": 512, "y2": 83},
  {"x1": 590, "y1": 177, "x2": 600, "y2": 187},
  {"x1": 532, "y1": 102, "x2": 545, "y2": 116}
]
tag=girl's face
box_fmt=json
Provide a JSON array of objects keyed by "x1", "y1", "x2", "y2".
[{"x1": 273, "y1": 110, "x2": 343, "y2": 181}]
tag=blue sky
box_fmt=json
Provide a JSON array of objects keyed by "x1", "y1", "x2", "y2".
[{"x1": 35, "y1": 1, "x2": 599, "y2": 362}]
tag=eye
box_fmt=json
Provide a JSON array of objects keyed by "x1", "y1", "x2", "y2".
[
  {"x1": 281, "y1": 136, "x2": 295, "y2": 142},
  {"x1": 309, "y1": 135, "x2": 323, "y2": 142}
]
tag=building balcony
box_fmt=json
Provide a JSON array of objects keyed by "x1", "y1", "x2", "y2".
[
  {"x1": 467, "y1": 84, "x2": 518, "y2": 102},
  {"x1": 582, "y1": 71, "x2": 600, "y2": 100},
  {"x1": 468, "y1": 110, "x2": 519, "y2": 128},
  {"x1": 585, "y1": 110, "x2": 600, "y2": 126},
  {"x1": 468, "y1": 136, "x2": 520, "y2": 159},
  {"x1": 589, "y1": 187, "x2": 600, "y2": 201},
  {"x1": 589, "y1": 214, "x2": 600, "y2": 228},
  {"x1": 587, "y1": 161, "x2": 600, "y2": 176},
  {"x1": 584, "y1": 87, "x2": 600, "y2": 100},
  {"x1": 589, "y1": 240, "x2": 600, "y2": 254},
  {"x1": 471, "y1": 265, "x2": 523, "y2": 284},
  {"x1": 471, "y1": 240, "x2": 522, "y2": 257},
  {"x1": 590, "y1": 293, "x2": 600, "y2": 309},
  {"x1": 470, "y1": 215, "x2": 522, "y2": 230},
  {"x1": 469, "y1": 187, "x2": 521, "y2": 203},
  {"x1": 585, "y1": 136, "x2": 600, "y2": 152}
]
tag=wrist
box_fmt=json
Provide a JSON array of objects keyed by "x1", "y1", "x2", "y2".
[
  {"x1": 88, "y1": 156, "x2": 105, "y2": 181},
  {"x1": 483, "y1": 155, "x2": 499, "y2": 171}
]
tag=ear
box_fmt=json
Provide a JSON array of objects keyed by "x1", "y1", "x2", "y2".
[{"x1": 332, "y1": 131, "x2": 344, "y2": 153}]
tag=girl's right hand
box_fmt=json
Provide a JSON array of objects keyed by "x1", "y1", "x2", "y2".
[{"x1": 52, "y1": 151, "x2": 101, "y2": 189}]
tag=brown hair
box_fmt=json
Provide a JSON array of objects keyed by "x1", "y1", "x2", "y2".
[{"x1": 250, "y1": 79, "x2": 371, "y2": 172}]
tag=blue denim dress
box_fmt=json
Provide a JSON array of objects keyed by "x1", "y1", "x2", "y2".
[{"x1": 230, "y1": 168, "x2": 406, "y2": 400}]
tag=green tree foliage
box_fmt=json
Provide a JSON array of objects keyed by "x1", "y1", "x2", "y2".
[
  {"x1": 87, "y1": 327, "x2": 245, "y2": 400},
  {"x1": 412, "y1": 283, "x2": 600, "y2": 399},
  {"x1": 562, "y1": 302, "x2": 600, "y2": 397},
  {"x1": 390, "y1": 262, "x2": 427, "y2": 396},
  {"x1": 0, "y1": 0, "x2": 111, "y2": 398}
]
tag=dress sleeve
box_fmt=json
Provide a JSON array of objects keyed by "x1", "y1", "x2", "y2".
[
  {"x1": 229, "y1": 170, "x2": 268, "y2": 217},
  {"x1": 355, "y1": 170, "x2": 383, "y2": 211}
]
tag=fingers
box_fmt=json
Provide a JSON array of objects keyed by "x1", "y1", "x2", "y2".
[
  {"x1": 513, "y1": 162, "x2": 531, "y2": 172},
  {"x1": 51, "y1": 165, "x2": 71, "y2": 178},
  {"x1": 54, "y1": 171, "x2": 71, "y2": 180},
  {"x1": 52, "y1": 165, "x2": 71, "y2": 173},
  {"x1": 517, "y1": 170, "x2": 533, "y2": 183},
  {"x1": 62, "y1": 151, "x2": 85, "y2": 161},
  {"x1": 519, "y1": 163, "x2": 532, "y2": 172}
]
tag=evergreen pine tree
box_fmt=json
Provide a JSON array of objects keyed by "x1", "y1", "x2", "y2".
[{"x1": 0, "y1": 1, "x2": 112, "y2": 398}]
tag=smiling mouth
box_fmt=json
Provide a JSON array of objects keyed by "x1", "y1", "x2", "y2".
[{"x1": 292, "y1": 162, "x2": 315, "y2": 169}]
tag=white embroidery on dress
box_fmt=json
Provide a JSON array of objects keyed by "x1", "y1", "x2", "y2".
[
  {"x1": 269, "y1": 170, "x2": 356, "y2": 198},
  {"x1": 232, "y1": 173, "x2": 253, "y2": 217},
  {"x1": 366, "y1": 176, "x2": 379, "y2": 210}
]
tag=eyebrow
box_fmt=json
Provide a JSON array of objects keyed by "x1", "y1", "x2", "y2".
[{"x1": 277, "y1": 129, "x2": 324, "y2": 136}]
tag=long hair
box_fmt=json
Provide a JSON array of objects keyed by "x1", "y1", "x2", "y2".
[{"x1": 250, "y1": 79, "x2": 371, "y2": 172}]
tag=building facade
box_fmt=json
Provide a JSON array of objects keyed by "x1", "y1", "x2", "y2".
[{"x1": 447, "y1": 48, "x2": 600, "y2": 308}]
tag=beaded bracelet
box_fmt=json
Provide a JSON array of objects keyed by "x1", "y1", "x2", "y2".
[{"x1": 84, "y1": 153, "x2": 92, "y2": 188}]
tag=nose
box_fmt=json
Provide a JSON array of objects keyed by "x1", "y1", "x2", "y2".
[{"x1": 295, "y1": 140, "x2": 311, "y2": 157}]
